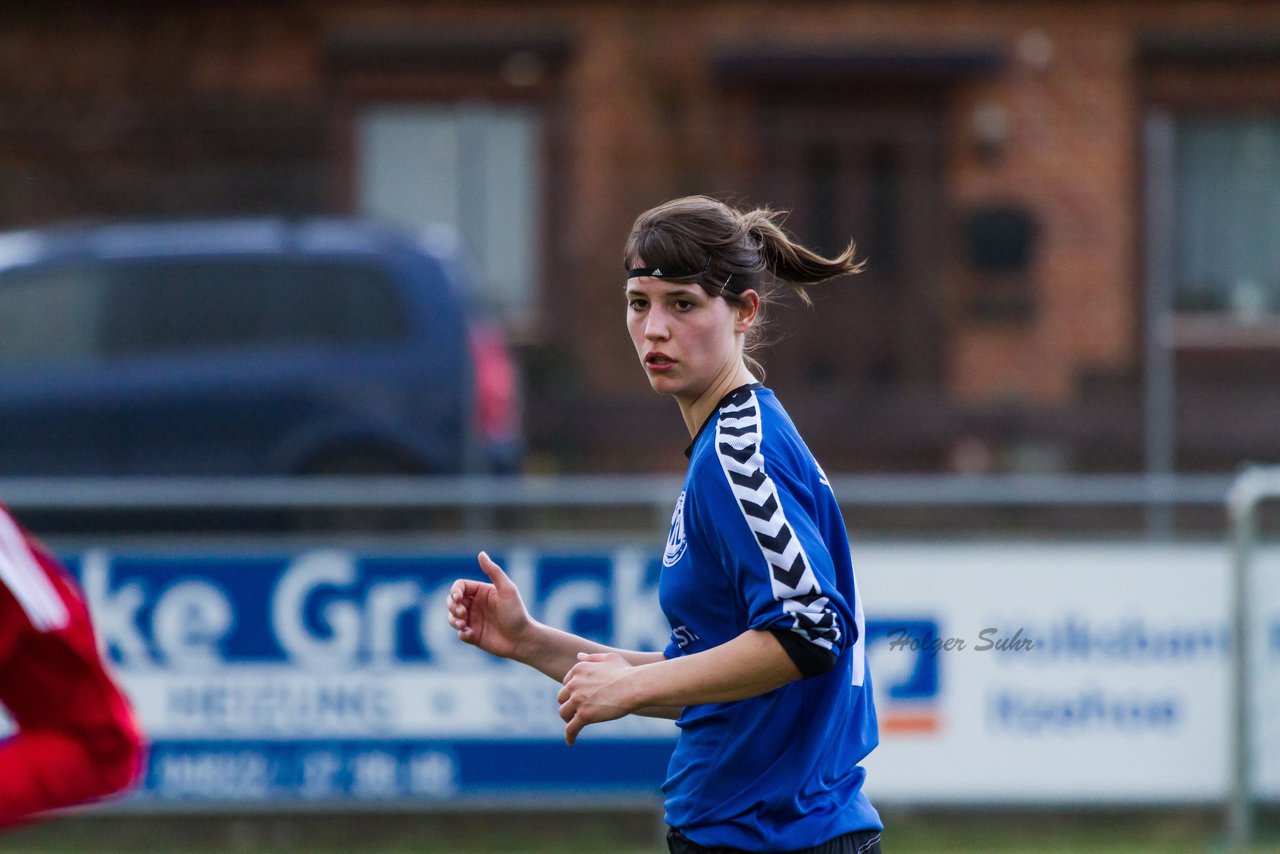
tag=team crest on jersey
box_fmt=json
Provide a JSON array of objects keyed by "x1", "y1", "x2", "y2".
[{"x1": 663, "y1": 490, "x2": 687, "y2": 567}]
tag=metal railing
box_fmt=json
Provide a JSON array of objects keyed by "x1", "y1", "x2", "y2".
[
  {"x1": 0, "y1": 472, "x2": 1237, "y2": 538},
  {"x1": 0, "y1": 472, "x2": 1235, "y2": 510},
  {"x1": 1226, "y1": 465, "x2": 1280, "y2": 850}
]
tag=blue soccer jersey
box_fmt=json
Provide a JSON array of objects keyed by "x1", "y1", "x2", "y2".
[{"x1": 658, "y1": 384, "x2": 881, "y2": 852}]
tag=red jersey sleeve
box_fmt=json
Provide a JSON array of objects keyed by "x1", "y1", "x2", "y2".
[{"x1": 0, "y1": 504, "x2": 146, "y2": 827}]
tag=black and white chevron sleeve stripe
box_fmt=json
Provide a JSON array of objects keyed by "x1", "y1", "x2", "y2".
[{"x1": 715, "y1": 392, "x2": 841, "y2": 655}]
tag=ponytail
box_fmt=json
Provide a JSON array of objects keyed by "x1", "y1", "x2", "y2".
[{"x1": 739, "y1": 208, "x2": 863, "y2": 306}]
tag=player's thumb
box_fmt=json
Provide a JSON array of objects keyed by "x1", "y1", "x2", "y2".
[
  {"x1": 477, "y1": 551, "x2": 513, "y2": 589},
  {"x1": 565, "y1": 715, "x2": 582, "y2": 746}
]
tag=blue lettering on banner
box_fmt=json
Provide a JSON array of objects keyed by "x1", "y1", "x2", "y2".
[
  {"x1": 66, "y1": 550, "x2": 671, "y2": 672},
  {"x1": 989, "y1": 690, "x2": 1179, "y2": 734},
  {"x1": 164, "y1": 681, "x2": 397, "y2": 734},
  {"x1": 1016, "y1": 617, "x2": 1229, "y2": 664}
]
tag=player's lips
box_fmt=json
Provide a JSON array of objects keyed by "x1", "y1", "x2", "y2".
[{"x1": 645, "y1": 351, "x2": 677, "y2": 372}]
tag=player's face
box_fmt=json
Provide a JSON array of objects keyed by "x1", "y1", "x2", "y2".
[{"x1": 625, "y1": 276, "x2": 745, "y2": 402}]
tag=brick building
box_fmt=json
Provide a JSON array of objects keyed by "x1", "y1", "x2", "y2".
[{"x1": 2, "y1": 2, "x2": 1278, "y2": 473}]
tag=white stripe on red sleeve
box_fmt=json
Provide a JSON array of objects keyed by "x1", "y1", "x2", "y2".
[{"x1": 0, "y1": 509, "x2": 70, "y2": 632}]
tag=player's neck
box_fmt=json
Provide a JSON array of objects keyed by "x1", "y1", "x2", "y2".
[{"x1": 677, "y1": 364, "x2": 759, "y2": 438}]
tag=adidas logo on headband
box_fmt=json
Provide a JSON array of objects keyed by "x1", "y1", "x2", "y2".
[{"x1": 626, "y1": 256, "x2": 745, "y2": 294}]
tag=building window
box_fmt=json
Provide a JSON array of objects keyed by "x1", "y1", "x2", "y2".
[
  {"x1": 356, "y1": 102, "x2": 542, "y2": 326},
  {"x1": 1175, "y1": 116, "x2": 1280, "y2": 318}
]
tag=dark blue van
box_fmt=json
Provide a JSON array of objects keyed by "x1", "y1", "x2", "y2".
[{"x1": 0, "y1": 219, "x2": 521, "y2": 477}]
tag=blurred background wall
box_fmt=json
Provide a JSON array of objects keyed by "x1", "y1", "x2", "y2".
[{"x1": 1, "y1": 1, "x2": 1278, "y2": 476}]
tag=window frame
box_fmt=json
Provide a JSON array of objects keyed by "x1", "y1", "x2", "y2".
[
  {"x1": 1141, "y1": 41, "x2": 1280, "y2": 351},
  {"x1": 326, "y1": 33, "x2": 571, "y2": 343}
]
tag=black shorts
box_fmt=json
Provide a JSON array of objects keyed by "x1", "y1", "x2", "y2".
[{"x1": 666, "y1": 827, "x2": 882, "y2": 854}]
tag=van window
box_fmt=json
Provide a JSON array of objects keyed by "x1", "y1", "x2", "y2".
[
  {"x1": 98, "y1": 258, "x2": 411, "y2": 358},
  {"x1": 0, "y1": 257, "x2": 410, "y2": 368},
  {"x1": 0, "y1": 266, "x2": 104, "y2": 367}
]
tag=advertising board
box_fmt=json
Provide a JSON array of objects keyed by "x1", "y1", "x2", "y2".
[
  {"x1": 36, "y1": 541, "x2": 1280, "y2": 806},
  {"x1": 67, "y1": 548, "x2": 675, "y2": 805},
  {"x1": 856, "y1": 542, "x2": 1234, "y2": 804}
]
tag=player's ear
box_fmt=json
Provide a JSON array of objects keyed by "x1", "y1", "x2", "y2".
[{"x1": 734, "y1": 291, "x2": 760, "y2": 333}]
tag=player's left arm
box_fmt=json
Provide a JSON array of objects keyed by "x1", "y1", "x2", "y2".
[
  {"x1": 557, "y1": 628, "x2": 799, "y2": 743},
  {"x1": 557, "y1": 442, "x2": 853, "y2": 743}
]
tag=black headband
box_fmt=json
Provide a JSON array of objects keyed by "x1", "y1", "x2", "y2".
[
  {"x1": 626, "y1": 255, "x2": 745, "y2": 295},
  {"x1": 627, "y1": 265, "x2": 705, "y2": 280}
]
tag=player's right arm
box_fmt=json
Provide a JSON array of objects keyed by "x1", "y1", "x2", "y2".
[{"x1": 447, "y1": 553, "x2": 675, "y2": 717}]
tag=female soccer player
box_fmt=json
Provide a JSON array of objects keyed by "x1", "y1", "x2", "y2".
[
  {"x1": 447, "y1": 196, "x2": 882, "y2": 854},
  {"x1": 0, "y1": 504, "x2": 145, "y2": 827}
]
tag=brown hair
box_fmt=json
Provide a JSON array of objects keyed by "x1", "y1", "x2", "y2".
[{"x1": 624, "y1": 195, "x2": 863, "y2": 376}]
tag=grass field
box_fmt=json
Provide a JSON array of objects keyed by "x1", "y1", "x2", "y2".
[{"x1": 2, "y1": 809, "x2": 1279, "y2": 854}]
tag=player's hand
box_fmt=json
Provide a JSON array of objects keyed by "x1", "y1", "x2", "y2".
[
  {"x1": 446, "y1": 552, "x2": 533, "y2": 661},
  {"x1": 557, "y1": 652, "x2": 636, "y2": 745}
]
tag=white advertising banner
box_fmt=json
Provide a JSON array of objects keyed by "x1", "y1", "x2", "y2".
[{"x1": 854, "y1": 541, "x2": 1280, "y2": 805}]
